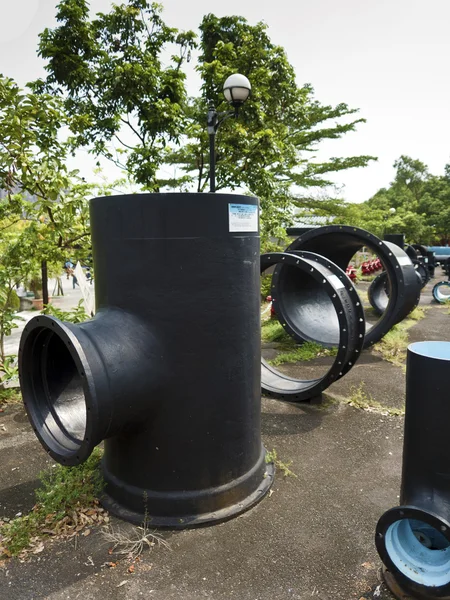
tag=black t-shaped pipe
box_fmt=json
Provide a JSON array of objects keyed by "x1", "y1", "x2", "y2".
[{"x1": 19, "y1": 193, "x2": 274, "y2": 526}]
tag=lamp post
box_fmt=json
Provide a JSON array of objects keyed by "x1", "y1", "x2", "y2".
[
  {"x1": 207, "y1": 73, "x2": 251, "y2": 193},
  {"x1": 383, "y1": 206, "x2": 396, "y2": 235}
]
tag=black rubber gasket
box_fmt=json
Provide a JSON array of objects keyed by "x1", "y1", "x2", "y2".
[
  {"x1": 261, "y1": 252, "x2": 364, "y2": 402},
  {"x1": 275, "y1": 225, "x2": 421, "y2": 348}
]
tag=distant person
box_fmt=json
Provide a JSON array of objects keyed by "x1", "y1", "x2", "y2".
[{"x1": 63, "y1": 260, "x2": 74, "y2": 280}]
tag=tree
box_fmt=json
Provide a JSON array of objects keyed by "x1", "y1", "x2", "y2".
[
  {"x1": 34, "y1": 0, "x2": 196, "y2": 190},
  {"x1": 36, "y1": 3, "x2": 375, "y2": 243},
  {"x1": 0, "y1": 75, "x2": 94, "y2": 361},
  {"x1": 338, "y1": 156, "x2": 450, "y2": 244}
]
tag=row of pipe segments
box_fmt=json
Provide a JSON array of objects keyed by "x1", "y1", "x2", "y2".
[
  {"x1": 17, "y1": 194, "x2": 449, "y2": 598},
  {"x1": 263, "y1": 225, "x2": 450, "y2": 599},
  {"x1": 261, "y1": 224, "x2": 421, "y2": 402}
]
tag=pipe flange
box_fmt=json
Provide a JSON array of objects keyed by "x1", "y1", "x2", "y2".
[
  {"x1": 270, "y1": 250, "x2": 365, "y2": 378},
  {"x1": 376, "y1": 506, "x2": 450, "y2": 599},
  {"x1": 261, "y1": 252, "x2": 364, "y2": 401},
  {"x1": 18, "y1": 315, "x2": 97, "y2": 466},
  {"x1": 276, "y1": 225, "x2": 421, "y2": 348}
]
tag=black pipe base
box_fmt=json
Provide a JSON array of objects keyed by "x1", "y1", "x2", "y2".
[
  {"x1": 100, "y1": 450, "x2": 274, "y2": 528},
  {"x1": 382, "y1": 566, "x2": 416, "y2": 600},
  {"x1": 376, "y1": 505, "x2": 450, "y2": 599}
]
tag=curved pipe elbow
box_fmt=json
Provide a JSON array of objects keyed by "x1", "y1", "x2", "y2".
[{"x1": 18, "y1": 308, "x2": 164, "y2": 467}]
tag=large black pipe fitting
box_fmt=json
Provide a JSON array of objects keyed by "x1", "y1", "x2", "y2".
[
  {"x1": 19, "y1": 193, "x2": 274, "y2": 526},
  {"x1": 261, "y1": 252, "x2": 365, "y2": 401},
  {"x1": 376, "y1": 342, "x2": 450, "y2": 599},
  {"x1": 273, "y1": 225, "x2": 421, "y2": 348}
]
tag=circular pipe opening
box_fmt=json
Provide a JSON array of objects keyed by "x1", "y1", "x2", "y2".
[
  {"x1": 261, "y1": 253, "x2": 364, "y2": 401},
  {"x1": 368, "y1": 271, "x2": 391, "y2": 315},
  {"x1": 433, "y1": 281, "x2": 450, "y2": 303},
  {"x1": 19, "y1": 319, "x2": 92, "y2": 464},
  {"x1": 274, "y1": 263, "x2": 340, "y2": 346},
  {"x1": 280, "y1": 226, "x2": 420, "y2": 348},
  {"x1": 385, "y1": 518, "x2": 450, "y2": 587}
]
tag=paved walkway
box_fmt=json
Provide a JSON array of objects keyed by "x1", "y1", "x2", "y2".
[
  {"x1": 0, "y1": 278, "x2": 449, "y2": 599},
  {"x1": 4, "y1": 277, "x2": 90, "y2": 357}
]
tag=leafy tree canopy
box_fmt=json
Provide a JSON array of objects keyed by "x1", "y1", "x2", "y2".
[
  {"x1": 336, "y1": 155, "x2": 450, "y2": 244},
  {"x1": 35, "y1": 1, "x2": 375, "y2": 243}
]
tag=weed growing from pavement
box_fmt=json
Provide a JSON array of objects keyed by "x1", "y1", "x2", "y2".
[
  {"x1": 0, "y1": 448, "x2": 105, "y2": 558},
  {"x1": 372, "y1": 306, "x2": 426, "y2": 367},
  {"x1": 265, "y1": 449, "x2": 297, "y2": 478},
  {"x1": 346, "y1": 383, "x2": 404, "y2": 416},
  {"x1": 0, "y1": 387, "x2": 21, "y2": 406}
]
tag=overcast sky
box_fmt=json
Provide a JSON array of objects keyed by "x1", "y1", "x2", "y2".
[{"x1": 1, "y1": 0, "x2": 450, "y2": 202}]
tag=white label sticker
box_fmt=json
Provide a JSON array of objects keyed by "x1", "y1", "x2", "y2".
[{"x1": 229, "y1": 203, "x2": 258, "y2": 232}]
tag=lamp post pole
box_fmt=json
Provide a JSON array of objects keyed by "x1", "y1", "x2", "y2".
[
  {"x1": 207, "y1": 74, "x2": 251, "y2": 194},
  {"x1": 207, "y1": 105, "x2": 218, "y2": 193}
]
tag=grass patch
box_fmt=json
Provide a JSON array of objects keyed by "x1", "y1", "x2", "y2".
[
  {"x1": 260, "y1": 274, "x2": 273, "y2": 300},
  {"x1": 0, "y1": 387, "x2": 21, "y2": 406},
  {"x1": 344, "y1": 383, "x2": 404, "y2": 416},
  {"x1": 268, "y1": 341, "x2": 338, "y2": 366},
  {"x1": 0, "y1": 448, "x2": 106, "y2": 558},
  {"x1": 265, "y1": 448, "x2": 297, "y2": 478},
  {"x1": 373, "y1": 307, "x2": 427, "y2": 367},
  {"x1": 261, "y1": 319, "x2": 293, "y2": 345}
]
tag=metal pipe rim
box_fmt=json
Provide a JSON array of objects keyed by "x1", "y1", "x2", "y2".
[
  {"x1": 18, "y1": 315, "x2": 97, "y2": 466},
  {"x1": 261, "y1": 252, "x2": 363, "y2": 401},
  {"x1": 376, "y1": 506, "x2": 450, "y2": 596}
]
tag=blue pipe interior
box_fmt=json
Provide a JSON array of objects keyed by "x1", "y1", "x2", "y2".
[
  {"x1": 409, "y1": 340, "x2": 450, "y2": 361},
  {"x1": 434, "y1": 282, "x2": 450, "y2": 302},
  {"x1": 385, "y1": 519, "x2": 450, "y2": 587}
]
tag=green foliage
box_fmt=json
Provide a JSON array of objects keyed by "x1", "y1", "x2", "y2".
[
  {"x1": 260, "y1": 275, "x2": 273, "y2": 301},
  {"x1": 337, "y1": 155, "x2": 450, "y2": 243},
  {"x1": 372, "y1": 307, "x2": 427, "y2": 367},
  {"x1": 35, "y1": 0, "x2": 196, "y2": 190},
  {"x1": 0, "y1": 448, "x2": 104, "y2": 557},
  {"x1": 36, "y1": 3, "x2": 374, "y2": 241},
  {"x1": 0, "y1": 355, "x2": 19, "y2": 384},
  {"x1": 43, "y1": 300, "x2": 89, "y2": 323},
  {"x1": 0, "y1": 387, "x2": 21, "y2": 405},
  {"x1": 269, "y1": 341, "x2": 338, "y2": 366},
  {"x1": 345, "y1": 383, "x2": 404, "y2": 416},
  {"x1": 265, "y1": 448, "x2": 297, "y2": 478},
  {"x1": 261, "y1": 319, "x2": 292, "y2": 344}
]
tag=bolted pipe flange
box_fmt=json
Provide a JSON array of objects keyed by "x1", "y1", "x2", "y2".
[
  {"x1": 276, "y1": 225, "x2": 421, "y2": 348},
  {"x1": 261, "y1": 252, "x2": 364, "y2": 401},
  {"x1": 375, "y1": 342, "x2": 450, "y2": 599}
]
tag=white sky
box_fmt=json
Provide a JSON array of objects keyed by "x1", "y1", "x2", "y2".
[{"x1": 1, "y1": 0, "x2": 450, "y2": 202}]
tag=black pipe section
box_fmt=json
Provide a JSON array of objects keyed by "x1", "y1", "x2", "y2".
[
  {"x1": 369, "y1": 269, "x2": 423, "y2": 316},
  {"x1": 261, "y1": 252, "x2": 365, "y2": 401},
  {"x1": 368, "y1": 271, "x2": 390, "y2": 316},
  {"x1": 433, "y1": 281, "x2": 450, "y2": 304},
  {"x1": 384, "y1": 234, "x2": 405, "y2": 249},
  {"x1": 376, "y1": 341, "x2": 450, "y2": 599},
  {"x1": 273, "y1": 226, "x2": 421, "y2": 348},
  {"x1": 426, "y1": 251, "x2": 436, "y2": 278},
  {"x1": 19, "y1": 193, "x2": 274, "y2": 527}
]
